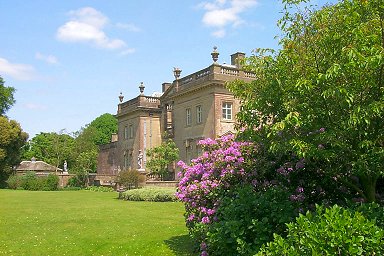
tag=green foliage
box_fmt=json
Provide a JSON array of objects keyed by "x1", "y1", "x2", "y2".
[
  {"x1": 257, "y1": 204, "x2": 384, "y2": 255},
  {"x1": 86, "y1": 113, "x2": 117, "y2": 145},
  {"x1": 6, "y1": 172, "x2": 59, "y2": 191},
  {"x1": 349, "y1": 202, "x2": 384, "y2": 229},
  {"x1": 0, "y1": 116, "x2": 28, "y2": 187},
  {"x1": 70, "y1": 113, "x2": 116, "y2": 173},
  {"x1": 0, "y1": 76, "x2": 15, "y2": 115},
  {"x1": 146, "y1": 139, "x2": 179, "y2": 180},
  {"x1": 117, "y1": 169, "x2": 145, "y2": 189},
  {"x1": 6, "y1": 174, "x2": 21, "y2": 189},
  {"x1": 21, "y1": 132, "x2": 74, "y2": 169},
  {"x1": 205, "y1": 186, "x2": 297, "y2": 255},
  {"x1": 66, "y1": 172, "x2": 88, "y2": 188},
  {"x1": 121, "y1": 187, "x2": 177, "y2": 202},
  {"x1": 45, "y1": 174, "x2": 59, "y2": 191},
  {"x1": 21, "y1": 113, "x2": 116, "y2": 174},
  {"x1": 84, "y1": 186, "x2": 114, "y2": 192},
  {"x1": 228, "y1": 0, "x2": 384, "y2": 202}
]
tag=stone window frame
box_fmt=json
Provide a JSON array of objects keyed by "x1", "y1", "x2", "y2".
[
  {"x1": 124, "y1": 126, "x2": 129, "y2": 140},
  {"x1": 128, "y1": 124, "x2": 134, "y2": 139},
  {"x1": 186, "y1": 108, "x2": 192, "y2": 126},
  {"x1": 196, "y1": 105, "x2": 202, "y2": 124},
  {"x1": 222, "y1": 101, "x2": 233, "y2": 120}
]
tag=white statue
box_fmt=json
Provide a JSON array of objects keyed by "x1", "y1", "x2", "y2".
[
  {"x1": 63, "y1": 160, "x2": 68, "y2": 173},
  {"x1": 137, "y1": 150, "x2": 143, "y2": 169}
]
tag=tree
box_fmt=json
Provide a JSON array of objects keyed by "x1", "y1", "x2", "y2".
[
  {"x1": 86, "y1": 113, "x2": 117, "y2": 145},
  {"x1": 71, "y1": 126, "x2": 99, "y2": 173},
  {"x1": 69, "y1": 113, "x2": 117, "y2": 173},
  {"x1": 146, "y1": 139, "x2": 179, "y2": 180},
  {"x1": 0, "y1": 116, "x2": 28, "y2": 187},
  {"x1": 0, "y1": 76, "x2": 15, "y2": 115},
  {"x1": 22, "y1": 132, "x2": 74, "y2": 170},
  {"x1": 228, "y1": 0, "x2": 384, "y2": 202}
]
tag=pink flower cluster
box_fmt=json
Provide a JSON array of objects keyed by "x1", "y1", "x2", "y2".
[
  {"x1": 176, "y1": 134, "x2": 256, "y2": 255},
  {"x1": 176, "y1": 135, "x2": 255, "y2": 255}
]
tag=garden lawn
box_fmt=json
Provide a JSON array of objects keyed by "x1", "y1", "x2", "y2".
[{"x1": 0, "y1": 189, "x2": 194, "y2": 256}]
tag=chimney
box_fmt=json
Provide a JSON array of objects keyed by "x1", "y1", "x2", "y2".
[
  {"x1": 111, "y1": 133, "x2": 118, "y2": 142},
  {"x1": 231, "y1": 52, "x2": 245, "y2": 68},
  {"x1": 162, "y1": 82, "x2": 171, "y2": 92}
]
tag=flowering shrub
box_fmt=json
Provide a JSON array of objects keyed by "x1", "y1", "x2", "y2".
[
  {"x1": 177, "y1": 134, "x2": 356, "y2": 255},
  {"x1": 205, "y1": 185, "x2": 297, "y2": 255},
  {"x1": 176, "y1": 134, "x2": 258, "y2": 255}
]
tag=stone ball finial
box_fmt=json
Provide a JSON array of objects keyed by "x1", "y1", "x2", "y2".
[{"x1": 211, "y1": 46, "x2": 219, "y2": 63}]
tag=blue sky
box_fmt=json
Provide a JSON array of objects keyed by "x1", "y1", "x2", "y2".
[{"x1": 0, "y1": 0, "x2": 335, "y2": 138}]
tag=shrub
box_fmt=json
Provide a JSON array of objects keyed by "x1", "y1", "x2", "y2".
[
  {"x1": 256, "y1": 205, "x2": 384, "y2": 255},
  {"x1": 205, "y1": 185, "x2": 297, "y2": 255},
  {"x1": 66, "y1": 172, "x2": 88, "y2": 188},
  {"x1": 21, "y1": 171, "x2": 38, "y2": 190},
  {"x1": 85, "y1": 186, "x2": 114, "y2": 192},
  {"x1": 349, "y1": 202, "x2": 384, "y2": 229},
  {"x1": 6, "y1": 175, "x2": 21, "y2": 189},
  {"x1": 176, "y1": 134, "x2": 259, "y2": 255},
  {"x1": 44, "y1": 174, "x2": 59, "y2": 191},
  {"x1": 121, "y1": 187, "x2": 177, "y2": 202},
  {"x1": 6, "y1": 172, "x2": 59, "y2": 191},
  {"x1": 117, "y1": 169, "x2": 145, "y2": 189}
]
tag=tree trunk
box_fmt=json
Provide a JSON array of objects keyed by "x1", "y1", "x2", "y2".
[{"x1": 359, "y1": 175, "x2": 378, "y2": 203}]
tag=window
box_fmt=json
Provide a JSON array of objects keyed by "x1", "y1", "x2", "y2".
[
  {"x1": 196, "y1": 105, "x2": 202, "y2": 124},
  {"x1": 186, "y1": 108, "x2": 191, "y2": 126},
  {"x1": 222, "y1": 102, "x2": 233, "y2": 120},
  {"x1": 128, "y1": 124, "x2": 134, "y2": 139},
  {"x1": 124, "y1": 151, "x2": 132, "y2": 169},
  {"x1": 124, "y1": 126, "x2": 128, "y2": 139}
]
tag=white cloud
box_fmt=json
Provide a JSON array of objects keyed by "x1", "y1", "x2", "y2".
[
  {"x1": 199, "y1": 0, "x2": 258, "y2": 37},
  {"x1": 0, "y1": 57, "x2": 36, "y2": 80},
  {"x1": 56, "y1": 7, "x2": 129, "y2": 50},
  {"x1": 35, "y1": 52, "x2": 59, "y2": 65},
  {"x1": 116, "y1": 22, "x2": 141, "y2": 32},
  {"x1": 212, "y1": 29, "x2": 226, "y2": 38}
]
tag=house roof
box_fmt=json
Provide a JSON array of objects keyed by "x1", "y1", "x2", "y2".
[{"x1": 16, "y1": 160, "x2": 62, "y2": 172}]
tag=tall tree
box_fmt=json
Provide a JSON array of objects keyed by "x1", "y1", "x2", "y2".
[
  {"x1": 87, "y1": 113, "x2": 117, "y2": 145},
  {"x1": 70, "y1": 113, "x2": 117, "y2": 173},
  {"x1": 228, "y1": 0, "x2": 384, "y2": 202},
  {"x1": 0, "y1": 76, "x2": 15, "y2": 116},
  {"x1": 71, "y1": 126, "x2": 99, "y2": 173},
  {"x1": 0, "y1": 117, "x2": 28, "y2": 187}
]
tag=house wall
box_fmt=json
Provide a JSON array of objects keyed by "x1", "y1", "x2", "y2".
[{"x1": 97, "y1": 51, "x2": 255, "y2": 179}]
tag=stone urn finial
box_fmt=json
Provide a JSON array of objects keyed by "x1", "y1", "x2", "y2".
[
  {"x1": 119, "y1": 92, "x2": 124, "y2": 103},
  {"x1": 139, "y1": 82, "x2": 145, "y2": 95},
  {"x1": 173, "y1": 67, "x2": 182, "y2": 80},
  {"x1": 211, "y1": 46, "x2": 219, "y2": 63}
]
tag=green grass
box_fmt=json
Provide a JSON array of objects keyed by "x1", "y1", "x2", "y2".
[{"x1": 0, "y1": 189, "x2": 195, "y2": 256}]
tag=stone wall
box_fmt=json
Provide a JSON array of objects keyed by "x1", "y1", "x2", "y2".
[{"x1": 97, "y1": 141, "x2": 119, "y2": 175}]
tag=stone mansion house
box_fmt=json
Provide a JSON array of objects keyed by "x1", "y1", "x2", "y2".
[{"x1": 97, "y1": 48, "x2": 255, "y2": 179}]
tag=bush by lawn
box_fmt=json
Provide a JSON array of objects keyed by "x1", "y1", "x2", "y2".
[{"x1": 121, "y1": 187, "x2": 177, "y2": 202}]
